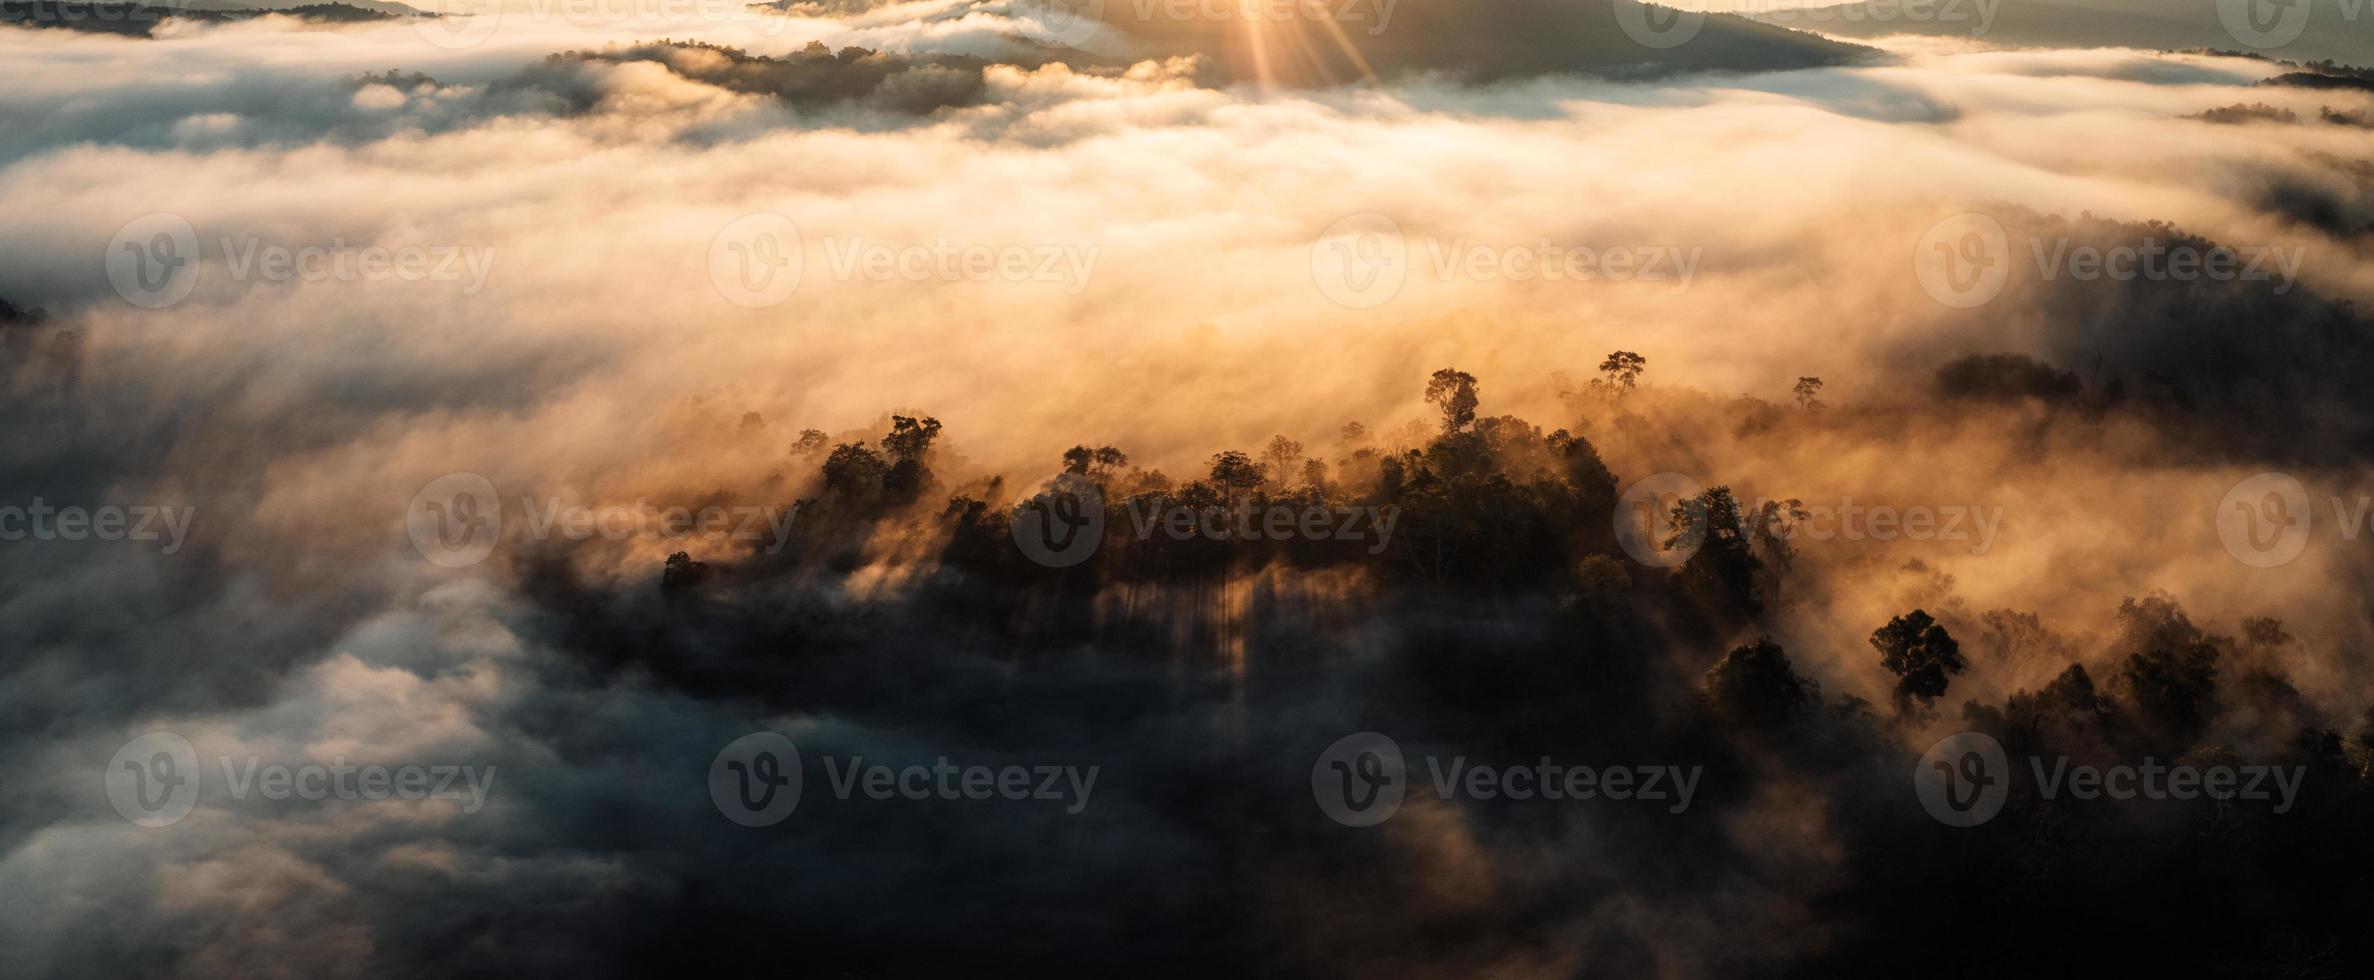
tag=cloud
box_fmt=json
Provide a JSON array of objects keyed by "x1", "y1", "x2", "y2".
[{"x1": 4, "y1": 9, "x2": 2374, "y2": 975}]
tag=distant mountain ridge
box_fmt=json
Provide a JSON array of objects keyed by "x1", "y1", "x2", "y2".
[
  {"x1": 1739, "y1": 0, "x2": 2372, "y2": 67},
  {"x1": 1100, "y1": 0, "x2": 1880, "y2": 85},
  {"x1": 200, "y1": 0, "x2": 420, "y2": 15},
  {"x1": 0, "y1": 0, "x2": 414, "y2": 33}
]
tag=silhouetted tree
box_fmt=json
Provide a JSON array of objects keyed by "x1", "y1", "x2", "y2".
[
  {"x1": 1299, "y1": 457, "x2": 1327, "y2": 490},
  {"x1": 882, "y1": 415, "x2": 941, "y2": 461},
  {"x1": 2352, "y1": 705, "x2": 2374, "y2": 778},
  {"x1": 1576, "y1": 554, "x2": 1630, "y2": 594},
  {"x1": 1598, "y1": 351, "x2": 1646, "y2": 395},
  {"x1": 1207, "y1": 451, "x2": 1263, "y2": 495},
  {"x1": 1059, "y1": 444, "x2": 1128, "y2": 479},
  {"x1": 1871, "y1": 609, "x2": 1965, "y2": 713},
  {"x1": 822, "y1": 441, "x2": 887, "y2": 500},
  {"x1": 1702, "y1": 636, "x2": 1818, "y2": 729},
  {"x1": 1262, "y1": 435, "x2": 1304, "y2": 487},
  {"x1": 879, "y1": 416, "x2": 943, "y2": 502},
  {"x1": 2110, "y1": 596, "x2": 2222, "y2": 747},
  {"x1": 1793, "y1": 376, "x2": 1824, "y2": 410},
  {"x1": 660, "y1": 550, "x2": 710, "y2": 602},
  {"x1": 790, "y1": 428, "x2": 830, "y2": 458},
  {"x1": 1376, "y1": 453, "x2": 1406, "y2": 499},
  {"x1": 1424, "y1": 368, "x2": 1480, "y2": 435},
  {"x1": 1667, "y1": 485, "x2": 1763, "y2": 626},
  {"x1": 1093, "y1": 446, "x2": 1127, "y2": 477}
]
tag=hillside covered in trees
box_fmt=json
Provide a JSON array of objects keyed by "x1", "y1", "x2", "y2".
[{"x1": 499, "y1": 351, "x2": 2374, "y2": 975}]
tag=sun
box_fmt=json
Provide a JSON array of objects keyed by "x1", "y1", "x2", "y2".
[{"x1": 1223, "y1": 0, "x2": 1381, "y2": 92}]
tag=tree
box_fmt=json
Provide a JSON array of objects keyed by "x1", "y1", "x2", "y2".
[
  {"x1": 1576, "y1": 554, "x2": 1630, "y2": 593},
  {"x1": 882, "y1": 415, "x2": 942, "y2": 462},
  {"x1": 1598, "y1": 351, "x2": 1646, "y2": 396},
  {"x1": 1338, "y1": 421, "x2": 1368, "y2": 447},
  {"x1": 1550, "y1": 429, "x2": 1617, "y2": 497},
  {"x1": 1871, "y1": 609, "x2": 1966, "y2": 712},
  {"x1": 789, "y1": 429, "x2": 830, "y2": 458},
  {"x1": 2110, "y1": 596, "x2": 2221, "y2": 746},
  {"x1": 1793, "y1": 377, "x2": 1824, "y2": 410},
  {"x1": 880, "y1": 416, "x2": 943, "y2": 502},
  {"x1": 1207, "y1": 450, "x2": 1264, "y2": 494},
  {"x1": 1262, "y1": 435, "x2": 1305, "y2": 487},
  {"x1": 1667, "y1": 485, "x2": 1764, "y2": 623},
  {"x1": 661, "y1": 550, "x2": 710, "y2": 602},
  {"x1": 821, "y1": 441, "x2": 887, "y2": 499},
  {"x1": 1093, "y1": 446, "x2": 1128, "y2": 477},
  {"x1": 1063, "y1": 445, "x2": 1130, "y2": 479},
  {"x1": 1424, "y1": 368, "x2": 1480, "y2": 435},
  {"x1": 1376, "y1": 453, "x2": 1406, "y2": 499},
  {"x1": 1744, "y1": 498, "x2": 1808, "y2": 573},
  {"x1": 1702, "y1": 636, "x2": 1819, "y2": 729},
  {"x1": 2351, "y1": 705, "x2": 2374, "y2": 779}
]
